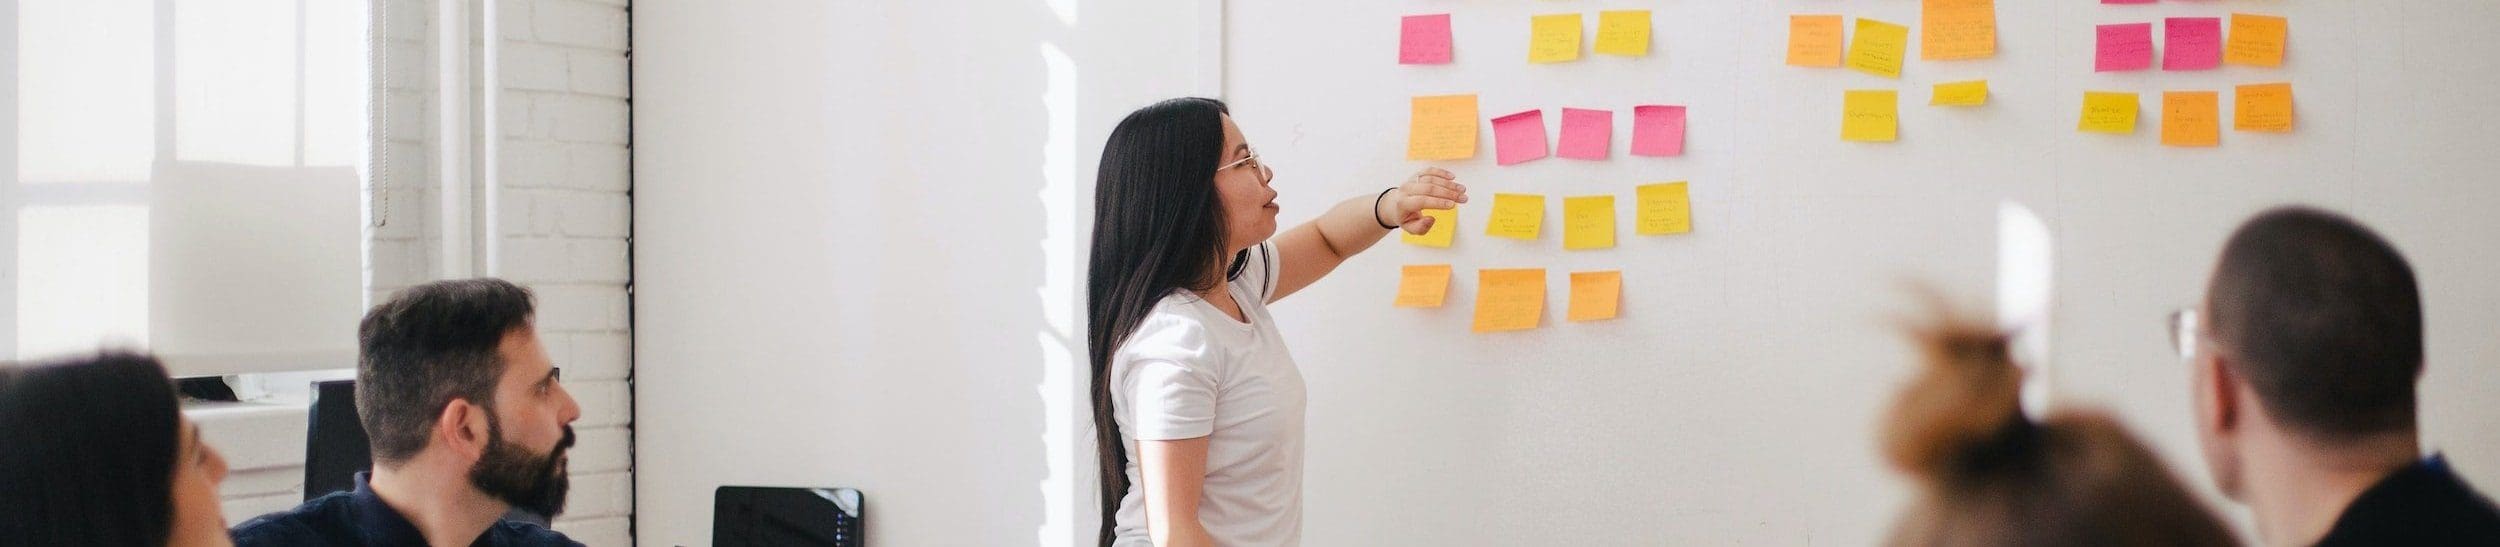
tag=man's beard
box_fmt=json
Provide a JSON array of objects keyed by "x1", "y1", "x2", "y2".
[{"x1": 469, "y1": 414, "x2": 575, "y2": 518}]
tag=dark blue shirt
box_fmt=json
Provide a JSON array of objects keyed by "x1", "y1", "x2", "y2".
[
  {"x1": 2315, "y1": 454, "x2": 2500, "y2": 547},
  {"x1": 230, "y1": 473, "x2": 582, "y2": 547}
]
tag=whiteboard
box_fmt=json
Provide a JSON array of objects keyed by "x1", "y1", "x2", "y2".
[{"x1": 1228, "y1": 1, "x2": 2500, "y2": 544}]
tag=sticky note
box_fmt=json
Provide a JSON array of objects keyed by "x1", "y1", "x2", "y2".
[
  {"x1": 1842, "y1": 89, "x2": 1899, "y2": 142},
  {"x1": 1635, "y1": 182, "x2": 1692, "y2": 235},
  {"x1": 2235, "y1": 82, "x2": 2294, "y2": 132},
  {"x1": 2163, "y1": 17, "x2": 2221, "y2": 71},
  {"x1": 1472, "y1": 268, "x2": 1546, "y2": 333},
  {"x1": 1563, "y1": 195, "x2": 1616, "y2": 250},
  {"x1": 1530, "y1": 14, "x2": 1582, "y2": 63},
  {"x1": 1786, "y1": 15, "x2": 1845, "y2": 67},
  {"x1": 1407, "y1": 95, "x2": 1478, "y2": 160},
  {"x1": 1492, "y1": 109, "x2": 1549, "y2": 166},
  {"x1": 1921, "y1": 0, "x2": 1996, "y2": 61},
  {"x1": 1847, "y1": 18, "x2": 1910, "y2": 78},
  {"x1": 2224, "y1": 13, "x2": 2286, "y2": 67},
  {"x1": 1931, "y1": 80, "x2": 1988, "y2": 106},
  {"x1": 1399, "y1": 14, "x2": 1454, "y2": 65},
  {"x1": 1486, "y1": 193, "x2": 1545, "y2": 240},
  {"x1": 1402, "y1": 207, "x2": 1458, "y2": 247},
  {"x1": 1568, "y1": 270, "x2": 1622, "y2": 322},
  {"x1": 1557, "y1": 108, "x2": 1612, "y2": 160},
  {"x1": 2162, "y1": 91, "x2": 2220, "y2": 147},
  {"x1": 1631, "y1": 105, "x2": 1686, "y2": 157},
  {"x1": 2096, "y1": 23, "x2": 2154, "y2": 72},
  {"x1": 1394, "y1": 264, "x2": 1453, "y2": 308},
  {"x1": 1595, "y1": 10, "x2": 1651, "y2": 57},
  {"x1": 2079, "y1": 91, "x2": 2140, "y2": 134}
]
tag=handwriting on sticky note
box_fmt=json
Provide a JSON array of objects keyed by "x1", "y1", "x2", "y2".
[
  {"x1": 1530, "y1": 14, "x2": 1582, "y2": 63},
  {"x1": 1400, "y1": 14, "x2": 1453, "y2": 65},
  {"x1": 2164, "y1": 17, "x2": 2221, "y2": 71},
  {"x1": 2079, "y1": 91, "x2": 2140, "y2": 134},
  {"x1": 1569, "y1": 270, "x2": 1622, "y2": 322},
  {"x1": 1631, "y1": 105, "x2": 1686, "y2": 157},
  {"x1": 1932, "y1": 80, "x2": 1988, "y2": 106},
  {"x1": 1921, "y1": 0, "x2": 1996, "y2": 61},
  {"x1": 1407, "y1": 95, "x2": 1478, "y2": 160},
  {"x1": 2235, "y1": 83, "x2": 2294, "y2": 132},
  {"x1": 1486, "y1": 193, "x2": 1545, "y2": 240},
  {"x1": 1557, "y1": 108, "x2": 1612, "y2": 160},
  {"x1": 2224, "y1": 13, "x2": 2286, "y2": 67},
  {"x1": 1395, "y1": 264, "x2": 1453, "y2": 308},
  {"x1": 1636, "y1": 182, "x2": 1692, "y2": 235},
  {"x1": 2097, "y1": 23, "x2": 2154, "y2": 72},
  {"x1": 1787, "y1": 15, "x2": 1845, "y2": 67},
  {"x1": 1595, "y1": 10, "x2": 1650, "y2": 57},
  {"x1": 1843, "y1": 89, "x2": 1899, "y2": 142},
  {"x1": 1473, "y1": 268, "x2": 1546, "y2": 332},
  {"x1": 1564, "y1": 195, "x2": 1616, "y2": 250},
  {"x1": 2162, "y1": 91, "x2": 2219, "y2": 147},
  {"x1": 1848, "y1": 18, "x2": 1910, "y2": 78},
  {"x1": 1492, "y1": 109, "x2": 1549, "y2": 166},
  {"x1": 1402, "y1": 207, "x2": 1458, "y2": 248}
]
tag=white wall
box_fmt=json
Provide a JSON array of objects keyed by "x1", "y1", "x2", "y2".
[{"x1": 630, "y1": 0, "x2": 1213, "y2": 545}]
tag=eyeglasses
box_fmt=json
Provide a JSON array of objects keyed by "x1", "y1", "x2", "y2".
[
  {"x1": 2167, "y1": 307, "x2": 2201, "y2": 360},
  {"x1": 1216, "y1": 148, "x2": 1273, "y2": 180}
]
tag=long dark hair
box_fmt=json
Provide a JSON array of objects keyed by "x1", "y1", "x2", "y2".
[
  {"x1": 0, "y1": 352, "x2": 184, "y2": 546},
  {"x1": 1087, "y1": 97, "x2": 1239, "y2": 545}
]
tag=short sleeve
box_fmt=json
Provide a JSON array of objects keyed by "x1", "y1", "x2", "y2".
[
  {"x1": 1232, "y1": 240, "x2": 1283, "y2": 303},
  {"x1": 1123, "y1": 359, "x2": 1218, "y2": 440}
]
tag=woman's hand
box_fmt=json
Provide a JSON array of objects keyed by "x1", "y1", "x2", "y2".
[{"x1": 1382, "y1": 167, "x2": 1468, "y2": 235}]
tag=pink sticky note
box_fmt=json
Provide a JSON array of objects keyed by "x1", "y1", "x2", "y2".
[
  {"x1": 1631, "y1": 105, "x2": 1685, "y2": 157},
  {"x1": 2096, "y1": 23, "x2": 2153, "y2": 72},
  {"x1": 1556, "y1": 108, "x2": 1612, "y2": 160},
  {"x1": 2163, "y1": 17, "x2": 2221, "y2": 71},
  {"x1": 2102, "y1": 0, "x2": 2154, "y2": 4},
  {"x1": 1492, "y1": 109, "x2": 1549, "y2": 166},
  {"x1": 1400, "y1": 14, "x2": 1453, "y2": 65}
]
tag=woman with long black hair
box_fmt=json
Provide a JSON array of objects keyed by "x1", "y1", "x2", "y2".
[
  {"x1": 1088, "y1": 97, "x2": 1466, "y2": 547},
  {"x1": 0, "y1": 352, "x2": 235, "y2": 546}
]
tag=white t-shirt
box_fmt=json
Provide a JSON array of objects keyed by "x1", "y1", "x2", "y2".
[{"x1": 1110, "y1": 241, "x2": 1307, "y2": 547}]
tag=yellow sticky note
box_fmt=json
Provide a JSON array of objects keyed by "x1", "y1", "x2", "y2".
[
  {"x1": 2078, "y1": 91, "x2": 2140, "y2": 134},
  {"x1": 1407, "y1": 94, "x2": 1479, "y2": 160},
  {"x1": 1847, "y1": 18, "x2": 1909, "y2": 79},
  {"x1": 1472, "y1": 268, "x2": 1546, "y2": 333},
  {"x1": 2235, "y1": 82, "x2": 2294, "y2": 132},
  {"x1": 1394, "y1": 264, "x2": 1453, "y2": 308},
  {"x1": 2162, "y1": 91, "x2": 2220, "y2": 147},
  {"x1": 1921, "y1": 0, "x2": 1997, "y2": 61},
  {"x1": 1931, "y1": 80, "x2": 1989, "y2": 106},
  {"x1": 2224, "y1": 13, "x2": 2286, "y2": 67},
  {"x1": 1569, "y1": 270, "x2": 1622, "y2": 322},
  {"x1": 1594, "y1": 10, "x2": 1651, "y2": 57},
  {"x1": 1486, "y1": 193, "x2": 1545, "y2": 240},
  {"x1": 1401, "y1": 207, "x2": 1458, "y2": 248},
  {"x1": 1843, "y1": 89, "x2": 1900, "y2": 142},
  {"x1": 1563, "y1": 195, "x2": 1616, "y2": 250},
  {"x1": 1635, "y1": 182, "x2": 1692, "y2": 235},
  {"x1": 1787, "y1": 15, "x2": 1845, "y2": 67},
  {"x1": 1530, "y1": 14, "x2": 1582, "y2": 63}
]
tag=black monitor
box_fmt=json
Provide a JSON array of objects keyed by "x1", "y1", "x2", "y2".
[
  {"x1": 303, "y1": 380, "x2": 371, "y2": 501},
  {"x1": 714, "y1": 486, "x2": 864, "y2": 547}
]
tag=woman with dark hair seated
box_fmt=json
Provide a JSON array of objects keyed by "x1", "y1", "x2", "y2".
[{"x1": 0, "y1": 351, "x2": 234, "y2": 547}]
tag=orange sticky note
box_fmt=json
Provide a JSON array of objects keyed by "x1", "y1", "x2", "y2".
[
  {"x1": 2224, "y1": 13, "x2": 2287, "y2": 67},
  {"x1": 1486, "y1": 193, "x2": 1545, "y2": 240},
  {"x1": 1530, "y1": 14, "x2": 1582, "y2": 63},
  {"x1": 1786, "y1": 15, "x2": 1845, "y2": 67},
  {"x1": 2235, "y1": 83, "x2": 2294, "y2": 132},
  {"x1": 1921, "y1": 0, "x2": 1996, "y2": 61},
  {"x1": 1407, "y1": 94, "x2": 1478, "y2": 160},
  {"x1": 1595, "y1": 10, "x2": 1651, "y2": 57},
  {"x1": 1843, "y1": 89, "x2": 1899, "y2": 142},
  {"x1": 1472, "y1": 268, "x2": 1546, "y2": 332},
  {"x1": 1401, "y1": 207, "x2": 1457, "y2": 248},
  {"x1": 2162, "y1": 91, "x2": 2220, "y2": 147},
  {"x1": 1569, "y1": 270, "x2": 1622, "y2": 322},
  {"x1": 2079, "y1": 91, "x2": 2139, "y2": 134},
  {"x1": 1394, "y1": 264, "x2": 1454, "y2": 308},
  {"x1": 1847, "y1": 18, "x2": 1909, "y2": 78},
  {"x1": 1563, "y1": 195, "x2": 1616, "y2": 250},
  {"x1": 1635, "y1": 182, "x2": 1692, "y2": 235}
]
